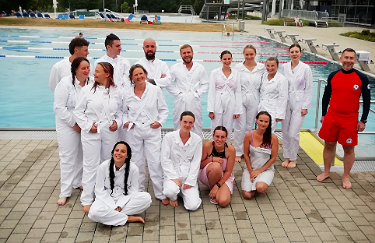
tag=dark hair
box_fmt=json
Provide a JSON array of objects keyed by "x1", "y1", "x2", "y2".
[
  {"x1": 266, "y1": 57, "x2": 279, "y2": 66},
  {"x1": 68, "y1": 37, "x2": 89, "y2": 55},
  {"x1": 213, "y1": 126, "x2": 228, "y2": 137},
  {"x1": 243, "y1": 45, "x2": 256, "y2": 54},
  {"x1": 105, "y1": 33, "x2": 120, "y2": 49},
  {"x1": 255, "y1": 111, "x2": 272, "y2": 148},
  {"x1": 92, "y1": 62, "x2": 115, "y2": 94},
  {"x1": 129, "y1": 64, "x2": 148, "y2": 84},
  {"x1": 220, "y1": 50, "x2": 232, "y2": 59},
  {"x1": 109, "y1": 141, "x2": 132, "y2": 195},
  {"x1": 71, "y1": 57, "x2": 90, "y2": 86},
  {"x1": 180, "y1": 111, "x2": 195, "y2": 121},
  {"x1": 289, "y1": 44, "x2": 302, "y2": 52},
  {"x1": 341, "y1": 48, "x2": 356, "y2": 56}
]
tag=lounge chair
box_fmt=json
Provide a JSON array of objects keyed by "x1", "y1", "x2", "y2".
[
  {"x1": 2, "y1": 11, "x2": 7, "y2": 16},
  {"x1": 16, "y1": 12, "x2": 22, "y2": 18},
  {"x1": 44, "y1": 14, "x2": 51, "y2": 19},
  {"x1": 99, "y1": 13, "x2": 106, "y2": 20},
  {"x1": 79, "y1": 15, "x2": 84, "y2": 19},
  {"x1": 29, "y1": 12, "x2": 36, "y2": 18},
  {"x1": 22, "y1": 12, "x2": 29, "y2": 18},
  {"x1": 57, "y1": 14, "x2": 63, "y2": 19},
  {"x1": 37, "y1": 13, "x2": 44, "y2": 18},
  {"x1": 69, "y1": 14, "x2": 75, "y2": 19},
  {"x1": 128, "y1": 14, "x2": 134, "y2": 20},
  {"x1": 140, "y1": 15, "x2": 148, "y2": 24},
  {"x1": 64, "y1": 14, "x2": 69, "y2": 19}
]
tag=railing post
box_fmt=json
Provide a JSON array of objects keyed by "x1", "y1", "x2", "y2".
[{"x1": 315, "y1": 79, "x2": 323, "y2": 130}]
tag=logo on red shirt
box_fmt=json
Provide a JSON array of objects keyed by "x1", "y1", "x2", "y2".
[{"x1": 353, "y1": 85, "x2": 359, "y2": 90}]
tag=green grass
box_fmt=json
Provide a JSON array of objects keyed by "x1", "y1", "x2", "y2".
[
  {"x1": 340, "y1": 30, "x2": 375, "y2": 42},
  {"x1": 228, "y1": 14, "x2": 262, "y2": 20}
]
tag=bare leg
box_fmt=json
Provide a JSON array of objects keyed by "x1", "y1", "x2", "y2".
[
  {"x1": 215, "y1": 184, "x2": 231, "y2": 207},
  {"x1": 235, "y1": 156, "x2": 242, "y2": 163},
  {"x1": 161, "y1": 198, "x2": 169, "y2": 205},
  {"x1": 281, "y1": 159, "x2": 290, "y2": 168},
  {"x1": 83, "y1": 205, "x2": 91, "y2": 213},
  {"x1": 206, "y1": 163, "x2": 222, "y2": 189},
  {"x1": 169, "y1": 199, "x2": 178, "y2": 207},
  {"x1": 57, "y1": 197, "x2": 67, "y2": 206},
  {"x1": 127, "y1": 216, "x2": 145, "y2": 223},
  {"x1": 242, "y1": 190, "x2": 256, "y2": 199},
  {"x1": 256, "y1": 182, "x2": 268, "y2": 194},
  {"x1": 317, "y1": 141, "x2": 336, "y2": 182},
  {"x1": 287, "y1": 160, "x2": 297, "y2": 168},
  {"x1": 342, "y1": 145, "x2": 355, "y2": 189}
]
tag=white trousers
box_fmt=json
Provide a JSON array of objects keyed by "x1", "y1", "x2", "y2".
[
  {"x1": 56, "y1": 122, "x2": 83, "y2": 198},
  {"x1": 234, "y1": 95, "x2": 259, "y2": 156},
  {"x1": 210, "y1": 93, "x2": 236, "y2": 141},
  {"x1": 80, "y1": 126, "x2": 119, "y2": 206},
  {"x1": 88, "y1": 192, "x2": 152, "y2": 226},
  {"x1": 123, "y1": 125, "x2": 165, "y2": 200},
  {"x1": 281, "y1": 101, "x2": 305, "y2": 161},
  {"x1": 163, "y1": 180, "x2": 201, "y2": 211},
  {"x1": 173, "y1": 93, "x2": 203, "y2": 136}
]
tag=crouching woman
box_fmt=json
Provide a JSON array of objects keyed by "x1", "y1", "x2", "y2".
[{"x1": 88, "y1": 142, "x2": 152, "y2": 226}]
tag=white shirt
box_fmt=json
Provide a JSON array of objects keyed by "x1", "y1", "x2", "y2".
[
  {"x1": 73, "y1": 83, "x2": 122, "y2": 132},
  {"x1": 136, "y1": 57, "x2": 171, "y2": 88},
  {"x1": 49, "y1": 58, "x2": 71, "y2": 91},
  {"x1": 122, "y1": 82, "x2": 168, "y2": 126},
  {"x1": 167, "y1": 62, "x2": 209, "y2": 97},
  {"x1": 94, "y1": 160, "x2": 140, "y2": 209},
  {"x1": 234, "y1": 62, "x2": 265, "y2": 101},
  {"x1": 94, "y1": 54, "x2": 131, "y2": 88},
  {"x1": 54, "y1": 76, "x2": 93, "y2": 127},
  {"x1": 280, "y1": 61, "x2": 313, "y2": 109},
  {"x1": 207, "y1": 67, "x2": 243, "y2": 114},
  {"x1": 259, "y1": 72, "x2": 289, "y2": 119},
  {"x1": 161, "y1": 130, "x2": 202, "y2": 186}
]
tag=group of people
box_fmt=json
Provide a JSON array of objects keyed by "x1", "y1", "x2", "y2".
[{"x1": 49, "y1": 33, "x2": 370, "y2": 226}]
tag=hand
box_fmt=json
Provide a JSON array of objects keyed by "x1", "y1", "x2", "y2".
[
  {"x1": 173, "y1": 179, "x2": 182, "y2": 187},
  {"x1": 301, "y1": 109, "x2": 308, "y2": 116},
  {"x1": 124, "y1": 121, "x2": 134, "y2": 129},
  {"x1": 250, "y1": 170, "x2": 261, "y2": 182},
  {"x1": 209, "y1": 185, "x2": 219, "y2": 198},
  {"x1": 183, "y1": 184, "x2": 192, "y2": 190},
  {"x1": 209, "y1": 112, "x2": 215, "y2": 120},
  {"x1": 213, "y1": 156, "x2": 224, "y2": 164},
  {"x1": 72, "y1": 123, "x2": 81, "y2": 133},
  {"x1": 150, "y1": 121, "x2": 161, "y2": 129},
  {"x1": 161, "y1": 74, "x2": 166, "y2": 78},
  {"x1": 357, "y1": 121, "x2": 366, "y2": 132},
  {"x1": 320, "y1": 116, "x2": 324, "y2": 124},
  {"x1": 233, "y1": 114, "x2": 240, "y2": 119},
  {"x1": 109, "y1": 120, "x2": 118, "y2": 131},
  {"x1": 276, "y1": 118, "x2": 283, "y2": 122},
  {"x1": 89, "y1": 122, "x2": 97, "y2": 133},
  {"x1": 115, "y1": 206, "x2": 122, "y2": 212}
]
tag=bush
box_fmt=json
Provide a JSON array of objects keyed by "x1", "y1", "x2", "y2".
[
  {"x1": 361, "y1": 29, "x2": 370, "y2": 35},
  {"x1": 327, "y1": 20, "x2": 342, "y2": 27},
  {"x1": 340, "y1": 31, "x2": 375, "y2": 42},
  {"x1": 262, "y1": 19, "x2": 285, "y2": 25}
]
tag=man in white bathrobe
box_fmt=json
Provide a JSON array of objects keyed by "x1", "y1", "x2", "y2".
[
  {"x1": 136, "y1": 38, "x2": 171, "y2": 88},
  {"x1": 161, "y1": 111, "x2": 202, "y2": 211},
  {"x1": 49, "y1": 37, "x2": 90, "y2": 91},
  {"x1": 167, "y1": 44, "x2": 209, "y2": 136}
]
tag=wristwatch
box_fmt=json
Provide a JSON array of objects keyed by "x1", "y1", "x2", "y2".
[
  {"x1": 216, "y1": 182, "x2": 221, "y2": 188},
  {"x1": 360, "y1": 119, "x2": 367, "y2": 124}
]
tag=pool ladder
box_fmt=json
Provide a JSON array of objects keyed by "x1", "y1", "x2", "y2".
[{"x1": 222, "y1": 22, "x2": 235, "y2": 36}]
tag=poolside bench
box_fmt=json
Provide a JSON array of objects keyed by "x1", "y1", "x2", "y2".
[
  {"x1": 274, "y1": 30, "x2": 286, "y2": 43},
  {"x1": 315, "y1": 21, "x2": 328, "y2": 28},
  {"x1": 284, "y1": 18, "x2": 296, "y2": 26}
]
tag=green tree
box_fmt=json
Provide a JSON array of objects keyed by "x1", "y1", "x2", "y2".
[
  {"x1": 121, "y1": 1, "x2": 130, "y2": 12},
  {"x1": 193, "y1": 0, "x2": 204, "y2": 15}
]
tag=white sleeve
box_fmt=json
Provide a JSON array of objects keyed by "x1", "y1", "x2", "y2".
[
  {"x1": 184, "y1": 139, "x2": 203, "y2": 187},
  {"x1": 276, "y1": 76, "x2": 289, "y2": 119},
  {"x1": 49, "y1": 64, "x2": 60, "y2": 91},
  {"x1": 54, "y1": 81, "x2": 75, "y2": 127},
  {"x1": 234, "y1": 71, "x2": 243, "y2": 115},
  {"x1": 73, "y1": 87, "x2": 92, "y2": 132},
  {"x1": 197, "y1": 67, "x2": 209, "y2": 97},
  {"x1": 156, "y1": 88, "x2": 169, "y2": 126},
  {"x1": 94, "y1": 162, "x2": 117, "y2": 209},
  {"x1": 207, "y1": 70, "x2": 216, "y2": 112},
  {"x1": 154, "y1": 62, "x2": 171, "y2": 88},
  {"x1": 112, "y1": 88, "x2": 123, "y2": 127},
  {"x1": 302, "y1": 65, "x2": 313, "y2": 109},
  {"x1": 161, "y1": 135, "x2": 179, "y2": 180},
  {"x1": 165, "y1": 67, "x2": 180, "y2": 96},
  {"x1": 122, "y1": 92, "x2": 129, "y2": 125}
]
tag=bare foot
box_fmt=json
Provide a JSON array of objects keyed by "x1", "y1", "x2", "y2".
[
  {"x1": 235, "y1": 156, "x2": 242, "y2": 163},
  {"x1": 342, "y1": 176, "x2": 352, "y2": 189},
  {"x1": 161, "y1": 198, "x2": 169, "y2": 205},
  {"x1": 128, "y1": 216, "x2": 145, "y2": 223},
  {"x1": 287, "y1": 161, "x2": 297, "y2": 168},
  {"x1": 169, "y1": 200, "x2": 178, "y2": 207},
  {"x1": 243, "y1": 191, "x2": 256, "y2": 200},
  {"x1": 57, "y1": 197, "x2": 67, "y2": 206},
  {"x1": 281, "y1": 159, "x2": 289, "y2": 168},
  {"x1": 83, "y1": 205, "x2": 91, "y2": 213},
  {"x1": 317, "y1": 172, "x2": 330, "y2": 182}
]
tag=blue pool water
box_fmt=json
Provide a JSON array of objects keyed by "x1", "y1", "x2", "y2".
[{"x1": 0, "y1": 27, "x2": 374, "y2": 134}]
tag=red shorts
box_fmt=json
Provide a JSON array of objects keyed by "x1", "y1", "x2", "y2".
[{"x1": 318, "y1": 112, "x2": 358, "y2": 146}]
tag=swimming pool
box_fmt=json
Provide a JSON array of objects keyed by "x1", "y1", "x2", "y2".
[{"x1": 0, "y1": 27, "x2": 374, "y2": 134}]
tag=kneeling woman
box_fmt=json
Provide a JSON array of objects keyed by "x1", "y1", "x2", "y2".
[
  {"x1": 242, "y1": 111, "x2": 279, "y2": 199},
  {"x1": 88, "y1": 142, "x2": 152, "y2": 226},
  {"x1": 199, "y1": 126, "x2": 235, "y2": 207}
]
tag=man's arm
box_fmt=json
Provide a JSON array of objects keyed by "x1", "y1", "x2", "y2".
[
  {"x1": 321, "y1": 72, "x2": 335, "y2": 116},
  {"x1": 357, "y1": 71, "x2": 371, "y2": 122}
]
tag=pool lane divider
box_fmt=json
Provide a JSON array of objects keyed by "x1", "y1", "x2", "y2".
[{"x1": 0, "y1": 55, "x2": 328, "y2": 64}]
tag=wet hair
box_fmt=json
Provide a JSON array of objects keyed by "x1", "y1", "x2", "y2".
[
  {"x1": 71, "y1": 57, "x2": 90, "y2": 86},
  {"x1": 255, "y1": 111, "x2": 272, "y2": 148},
  {"x1": 180, "y1": 111, "x2": 195, "y2": 121},
  {"x1": 109, "y1": 141, "x2": 132, "y2": 195},
  {"x1": 105, "y1": 33, "x2": 120, "y2": 49},
  {"x1": 289, "y1": 44, "x2": 302, "y2": 52},
  {"x1": 220, "y1": 50, "x2": 232, "y2": 59},
  {"x1": 68, "y1": 37, "x2": 89, "y2": 55},
  {"x1": 92, "y1": 62, "x2": 115, "y2": 94},
  {"x1": 266, "y1": 57, "x2": 279, "y2": 66},
  {"x1": 128, "y1": 64, "x2": 148, "y2": 84},
  {"x1": 213, "y1": 126, "x2": 228, "y2": 137},
  {"x1": 341, "y1": 48, "x2": 356, "y2": 56},
  {"x1": 243, "y1": 45, "x2": 257, "y2": 54},
  {"x1": 180, "y1": 44, "x2": 193, "y2": 53}
]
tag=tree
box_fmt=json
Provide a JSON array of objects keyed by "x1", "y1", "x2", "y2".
[
  {"x1": 121, "y1": 1, "x2": 130, "y2": 12},
  {"x1": 193, "y1": 0, "x2": 204, "y2": 14}
]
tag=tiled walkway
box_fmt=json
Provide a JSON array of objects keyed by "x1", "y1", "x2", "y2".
[{"x1": 0, "y1": 139, "x2": 374, "y2": 243}]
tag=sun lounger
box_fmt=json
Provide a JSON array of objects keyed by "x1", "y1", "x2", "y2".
[
  {"x1": 69, "y1": 14, "x2": 75, "y2": 19},
  {"x1": 57, "y1": 14, "x2": 63, "y2": 19},
  {"x1": 37, "y1": 13, "x2": 44, "y2": 18},
  {"x1": 44, "y1": 14, "x2": 51, "y2": 19},
  {"x1": 29, "y1": 12, "x2": 36, "y2": 18},
  {"x1": 16, "y1": 12, "x2": 22, "y2": 18},
  {"x1": 22, "y1": 12, "x2": 29, "y2": 18},
  {"x1": 79, "y1": 15, "x2": 84, "y2": 19}
]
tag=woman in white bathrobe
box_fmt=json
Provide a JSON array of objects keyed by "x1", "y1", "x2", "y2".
[
  {"x1": 280, "y1": 44, "x2": 313, "y2": 169},
  {"x1": 242, "y1": 111, "x2": 279, "y2": 199},
  {"x1": 233, "y1": 45, "x2": 265, "y2": 162},
  {"x1": 207, "y1": 50, "x2": 242, "y2": 141},
  {"x1": 121, "y1": 64, "x2": 169, "y2": 204},
  {"x1": 54, "y1": 57, "x2": 92, "y2": 206},
  {"x1": 74, "y1": 62, "x2": 122, "y2": 213},
  {"x1": 88, "y1": 141, "x2": 152, "y2": 226},
  {"x1": 258, "y1": 57, "x2": 288, "y2": 133}
]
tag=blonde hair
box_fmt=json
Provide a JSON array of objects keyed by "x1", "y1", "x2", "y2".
[{"x1": 243, "y1": 45, "x2": 257, "y2": 54}]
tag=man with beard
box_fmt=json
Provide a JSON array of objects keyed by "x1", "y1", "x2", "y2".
[
  {"x1": 317, "y1": 48, "x2": 371, "y2": 189},
  {"x1": 166, "y1": 44, "x2": 209, "y2": 136},
  {"x1": 136, "y1": 38, "x2": 171, "y2": 88},
  {"x1": 94, "y1": 33, "x2": 130, "y2": 89}
]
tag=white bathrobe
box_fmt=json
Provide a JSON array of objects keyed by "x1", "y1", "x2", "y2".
[
  {"x1": 136, "y1": 57, "x2": 171, "y2": 88},
  {"x1": 94, "y1": 54, "x2": 131, "y2": 89}
]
